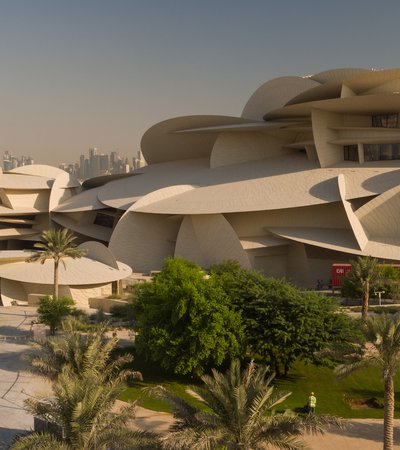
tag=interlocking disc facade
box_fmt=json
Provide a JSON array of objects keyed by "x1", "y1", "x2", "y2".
[{"x1": 3, "y1": 67, "x2": 400, "y2": 294}]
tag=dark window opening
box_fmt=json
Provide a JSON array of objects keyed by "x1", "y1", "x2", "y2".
[
  {"x1": 344, "y1": 145, "x2": 359, "y2": 161},
  {"x1": 94, "y1": 212, "x2": 115, "y2": 228},
  {"x1": 364, "y1": 143, "x2": 400, "y2": 161},
  {"x1": 372, "y1": 113, "x2": 399, "y2": 128}
]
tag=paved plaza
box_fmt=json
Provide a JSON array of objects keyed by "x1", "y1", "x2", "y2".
[{"x1": 0, "y1": 307, "x2": 51, "y2": 449}]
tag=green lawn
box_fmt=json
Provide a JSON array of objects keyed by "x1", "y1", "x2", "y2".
[
  {"x1": 118, "y1": 347, "x2": 206, "y2": 413},
  {"x1": 274, "y1": 361, "x2": 400, "y2": 418},
  {"x1": 119, "y1": 349, "x2": 400, "y2": 418}
]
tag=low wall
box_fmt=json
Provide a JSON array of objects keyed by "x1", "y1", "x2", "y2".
[
  {"x1": 27, "y1": 293, "x2": 47, "y2": 306},
  {"x1": 88, "y1": 297, "x2": 128, "y2": 313}
]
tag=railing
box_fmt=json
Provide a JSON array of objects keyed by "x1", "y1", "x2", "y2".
[{"x1": 0, "y1": 331, "x2": 33, "y2": 342}]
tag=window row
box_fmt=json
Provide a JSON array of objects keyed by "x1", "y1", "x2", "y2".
[
  {"x1": 344, "y1": 144, "x2": 400, "y2": 162},
  {"x1": 372, "y1": 113, "x2": 399, "y2": 128}
]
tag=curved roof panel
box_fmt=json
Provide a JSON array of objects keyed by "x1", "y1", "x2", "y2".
[
  {"x1": 265, "y1": 92, "x2": 400, "y2": 120},
  {"x1": 82, "y1": 173, "x2": 136, "y2": 189},
  {"x1": 53, "y1": 187, "x2": 105, "y2": 212},
  {"x1": 94, "y1": 151, "x2": 400, "y2": 213},
  {"x1": 97, "y1": 158, "x2": 209, "y2": 210},
  {"x1": 285, "y1": 69, "x2": 400, "y2": 107},
  {"x1": 0, "y1": 228, "x2": 40, "y2": 239},
  {"x1": 131, "y1": 157, "x2": 400, "y2": 215},
  {"x1": 141, "y1": 115, "x2": 251, "y2": 164},
  {"x1": 7, "y1": 164, "x2": 65, "y2": 178},
  {"x1": 0, "y1": 254, "x2": 131, "y2": 285},
  {"x1": 78, "y1": 241, "x2": 119, "y2": 268},
  {"x1": 0, "y1": 174, "x2": 53, "y2": 190},
  {"x1": 242, "y1": 76, "x2": 320, "y2": 120},
  {"x1": 268, "y1": 227, "x2": 361, "y2": 254},
  {"x1": 51, "y1": 213, "x2": 112, "y2": 242},
  {"x1": 310, "y1": 68, "x2": 371, "y2": 84}
]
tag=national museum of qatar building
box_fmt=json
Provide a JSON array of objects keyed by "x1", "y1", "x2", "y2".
[{"x1": 1, "y1": 67, "x2": 400, "y2": 296}]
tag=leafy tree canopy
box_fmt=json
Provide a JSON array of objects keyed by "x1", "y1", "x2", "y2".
[
  {"x1": 133, "y1": 258, "x2": 244, "y2": 375},
  {"x1": 211, "y1": 261, "x2": 359, "y2": 375}
]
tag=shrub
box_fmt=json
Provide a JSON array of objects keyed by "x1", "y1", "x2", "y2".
[{"x1": 37, "y1": 296, "x2": 76, "y2": 335}]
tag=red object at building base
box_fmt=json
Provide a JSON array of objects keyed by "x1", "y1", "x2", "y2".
[{"x1": 331, "y1": 263, "x2": 352, "y2": 289}]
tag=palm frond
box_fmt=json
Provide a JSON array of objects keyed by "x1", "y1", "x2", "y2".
[{"x1": 10, "y1": 432, "x2": 71, "y2": 450}]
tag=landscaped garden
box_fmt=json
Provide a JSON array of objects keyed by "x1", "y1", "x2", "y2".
[
  {"x1": 15, "y1": 239, "x2": 400, "y2": 449},
  {"x1": 120, "y1": 353, "x2": 400, "y2": 419}
]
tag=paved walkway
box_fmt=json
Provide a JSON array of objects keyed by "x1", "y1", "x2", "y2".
[{"x1": 0, "y1": 307, "x2": 51, "y2": 449}]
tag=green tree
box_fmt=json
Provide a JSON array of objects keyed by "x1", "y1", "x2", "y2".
[
  {"x1": 151, "y1": 359, "x2": 341, "y2": 449},
  {"x1": 133, "y1": 257, "x2": 244, "y2": 375},
  {"x1": 345, "y1": 255, "x2": 380, "y2": 320},
  {"x1": 211, "y1": 262, "x2": 356, "y2": 375},
  {"x1": 27, "y1": 228, "x2": 86, "y2": 300},
  {"x1": 37, "y1": 296, "x2": 76, "y2": 335},
  {"x1": 336, "y1": 315, "x2": 400, "y2": 450},
  {"x1": 376, "y1": 265, "x2": 400, "y2": 302}
]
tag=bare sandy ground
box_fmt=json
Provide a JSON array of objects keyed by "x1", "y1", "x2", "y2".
[
  {"x1": 126, "y1": 403, "x2": 400, "y2": 449},
  {"x1": 304, "y1": 419, "x2": 400, "y2": 449}
]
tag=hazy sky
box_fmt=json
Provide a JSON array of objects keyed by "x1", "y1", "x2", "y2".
[{"x1": 1, "y1": 0, "x2": 400, "y2": 166}]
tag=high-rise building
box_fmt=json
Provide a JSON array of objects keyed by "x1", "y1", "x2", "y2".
[
  {"x1": 99, "y1": 154, "x2": 109, "y2": 174},
  {"x1": 79, "y1": 155, "x2": 85, "y2": 179}
]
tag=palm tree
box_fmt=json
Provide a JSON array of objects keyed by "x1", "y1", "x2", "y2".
[
  {"x1": 13, "y1": 318, "x2": 159, "y2": 450},
  {"x1": 26, "y1": 317, "x2": 141, "y2": 381},
  {"x1": 335, "y1": 314, "x2": 400, "y2": 450},
  {"x1": 150, "y1": 359, "x2": 341, "y2": 450},
  {"x1": 11, "y1": 365, "x2": 159, "y2": 450},
  {"x1": 27, "y1": 229, "x2": 86, "y2": 300},
  {"x1": 346, "y1": 255, "x2": 380, "y2": 320}
]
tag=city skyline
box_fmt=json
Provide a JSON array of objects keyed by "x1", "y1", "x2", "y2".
[
  {"x1": 1, "y1": 1, "x2": 400, "y2": 166},
  {"x1": 2, "y1": 147, "x2": 145, "y2": 179}
]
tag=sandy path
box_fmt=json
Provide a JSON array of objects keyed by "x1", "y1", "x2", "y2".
[
  {"x1": 304, "y1": 419, "x2": 400, "y2": 449},
  {"x1": 125, "y1": 403, "x2": 400, "y2": 449}
]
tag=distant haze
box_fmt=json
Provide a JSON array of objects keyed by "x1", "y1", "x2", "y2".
[{"x1": 0, "y1": 0, "x2": 399, "y2": 166}]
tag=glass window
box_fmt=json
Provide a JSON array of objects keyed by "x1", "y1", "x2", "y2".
[
  {"x1": 364, "y1": 143, "x2": 400, "y2": 161},
  {"x1": 344, "y1": 145, "x2": 359, "y2": 161},
  {"x1": 372, "y1": 113, "x2": 398, "y2": 128}
]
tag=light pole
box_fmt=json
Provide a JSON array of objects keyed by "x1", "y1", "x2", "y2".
[{"x1": 374, "y1": 290, "x2": 385, "y2": 306}]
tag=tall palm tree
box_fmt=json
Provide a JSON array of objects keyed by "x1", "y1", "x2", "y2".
[
  {"x1": 346, "y1": 255, "x2": 380, "y2": 320},
  {"x1": 151, "y1": 359, "x2": 341, "y2": 450},
  {"x1": 335, "y1": 314, "x2": 400, "y2": 450},
  {"x1": 27, "y1": 228, "x2": 86, "y2": 300}
]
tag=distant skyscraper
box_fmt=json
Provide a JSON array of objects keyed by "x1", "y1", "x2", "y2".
[
  {"x1": 79, "y1": 154, "x2": 85, "y2": 179},
  {"x1": 99, "y1": 154, "x2": 109, "y2": 174},
  {"x1": 84, "y1": 159, "x2": 89, "y2": 179},
  {"x1": 89, "y1": 147, "x2": 98, "y2": 159}
]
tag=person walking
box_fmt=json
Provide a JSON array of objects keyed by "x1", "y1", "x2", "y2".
[{"x1": 307, "y1": 392, "x2": 316, "y2": 414}]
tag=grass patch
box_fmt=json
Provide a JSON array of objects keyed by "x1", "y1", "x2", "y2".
[
  {"x1": 117, "y1": 347, "x2": 206, "y2": 412},
  {"x1": 119, "y1": 348, "x2": 400, "y2": 418},
  {"x1": 275, "y1": 360, "x2": 400, "y2": 418}
]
